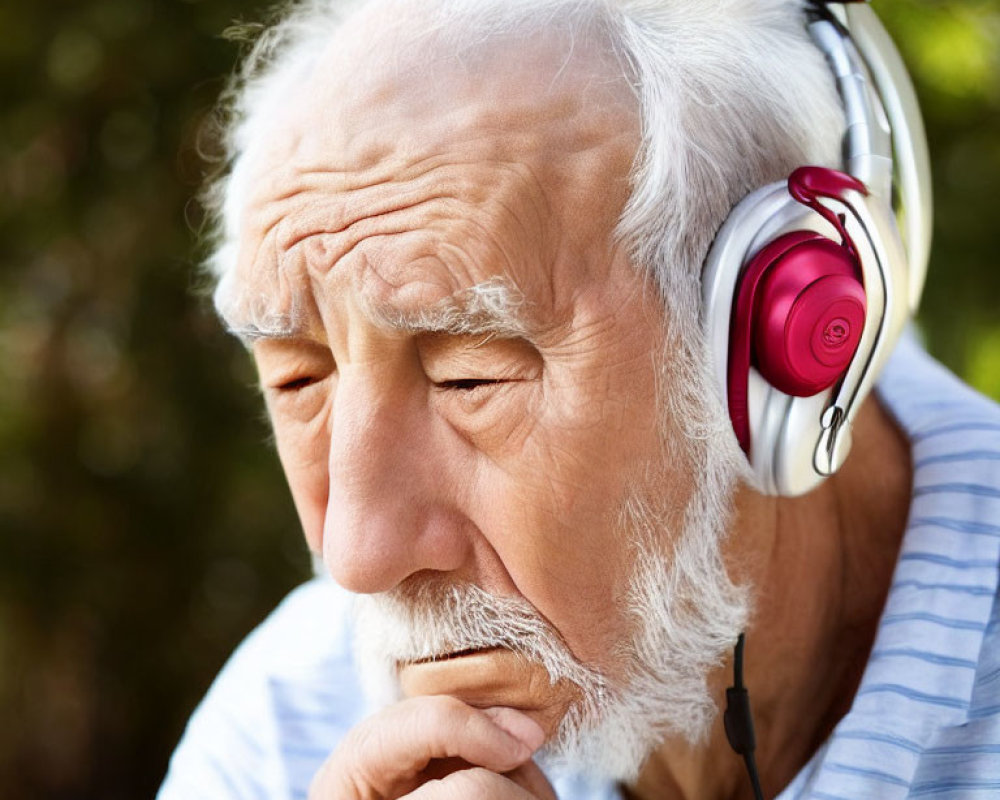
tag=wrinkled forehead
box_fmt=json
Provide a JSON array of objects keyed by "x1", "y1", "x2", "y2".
[{"x1": 219, "y1": 4, "x2": 641, "y2": 340}]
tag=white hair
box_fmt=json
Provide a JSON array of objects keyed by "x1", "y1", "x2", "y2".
[{"x1": 203, "y1": 0, "x2": 843, "y2": 332}]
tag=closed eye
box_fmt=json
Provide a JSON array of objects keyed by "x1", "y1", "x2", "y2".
[
  {"x1": 436, "y1": 378, "x2": 507, "y2": 391},
  {"x1": 276, "y1": 376, "x2": 319, "y2": 391}
]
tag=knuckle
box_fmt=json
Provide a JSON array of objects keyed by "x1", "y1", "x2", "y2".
[
  {"x1": 422, "y1": 693, "x2": 467, "y2": 720},
  {"x1": 323, "y1": 720, "x2": 387, "y2": 795},
  {"x1": 416, "y1": 694, "x2": 471, "y2": 736},
  {"x1": 352, "y1": 723, "x2": 392, "y2": 781}
]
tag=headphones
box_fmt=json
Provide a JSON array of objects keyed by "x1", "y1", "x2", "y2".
[{"x1": 702, "y1": 0, "x2": 933, "y2": 496}]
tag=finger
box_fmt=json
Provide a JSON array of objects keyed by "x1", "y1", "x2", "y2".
[
  {"x1": 504, "y1": 761, "x2": 558, "y2": 800},
  {"x1": 406, "y1": 767, "x2": 541, "y2": 799},
  {"x1": 420, "y1": 755, "x2": 556, "y2": 797},
  {"x1": 482, "y1": 707, "x2": 548, "y2": 752},
  {"x1": 314, "y1": 696, "x2": 544, "y2": 798}
]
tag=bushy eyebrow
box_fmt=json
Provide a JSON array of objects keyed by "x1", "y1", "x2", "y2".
[
  {"x1": 223, "y1": 276, "x2": 529, "y2": 345},
  {"x1": 365, "y1": 277, "x2": 530, "y2": 339},
  {"x1": 222, "y1": 308, "x2": 308, "y2": 345}
]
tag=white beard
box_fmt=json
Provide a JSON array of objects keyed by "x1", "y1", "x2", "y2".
[{"x1": 351, "y1": 359, "x2": 749, "y2": 781}]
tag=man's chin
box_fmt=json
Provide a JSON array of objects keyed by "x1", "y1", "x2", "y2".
[{"x1": 397, "y1": 646, "x2": 580, "y2": 740}]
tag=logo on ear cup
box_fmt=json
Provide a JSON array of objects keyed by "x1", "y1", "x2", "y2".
[
  {"x1": 727, "y1": 168, "x2": 870, "y2": 456},
  {"x1": 823, "y1": 320, "x2": 849, "y2": 347}
]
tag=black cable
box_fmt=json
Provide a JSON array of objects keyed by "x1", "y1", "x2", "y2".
[{"x1": 724, "y1": 633, "x2": 765, "y2": 800}]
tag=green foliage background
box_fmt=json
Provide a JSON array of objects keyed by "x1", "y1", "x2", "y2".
[{"x1": 0, "y1": 1, "x2": 997, "y2": 797}]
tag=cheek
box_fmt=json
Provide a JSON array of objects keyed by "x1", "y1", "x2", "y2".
[
  {"x1": 518, "y1": 515, "x2": 632, "y2": 669},
  {"x1": 474, "y1": 408, "x2": 647, "y2": 669},
  {"x1": 268, "y1": 400, "x2": 332, "y2": 553},
  {"x1": 475, "y1": 340, "x2": 664, "y2": 667}
]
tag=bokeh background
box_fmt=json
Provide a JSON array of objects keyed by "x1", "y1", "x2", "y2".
[{"x1": 1, "y1": 1, "x2": 998, "y2": 798}]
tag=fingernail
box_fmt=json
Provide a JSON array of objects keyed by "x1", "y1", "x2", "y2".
[{"x1": 483, "y1": 707, "x2": 547, "y2": 754}]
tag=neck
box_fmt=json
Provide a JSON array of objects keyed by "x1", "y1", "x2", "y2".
[{"x1": 626, "y1": 396, "x2": 913, "y2": 800}]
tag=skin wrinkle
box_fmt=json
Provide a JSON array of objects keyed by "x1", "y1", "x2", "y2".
[
  {"x1": 288, "y1": 187, "x2": 460, "y2": 258},
  {"x1": 237, "y1": 235, "x2": 309, "y2": 341},
  {"x1": 229, "y1": 90, "x2": 637, "y2": 342},
  {"x1": 239, "y1": 160, "x2": 503, "y2": 321},
  {"x1": 340, "y1": 195, "x2": 524, "y2": 314},
  {"x1": 240, "y1": 176, "x2": 631, "y2": 349},
  {"x1": 288, "y1": 160, "x2": 492, "y2": 241}
]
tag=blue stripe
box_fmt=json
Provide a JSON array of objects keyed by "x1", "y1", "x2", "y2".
[
  {"x1": 834, "y1": 729, "x2": 922, "y2": 753},
  {"x1": 880, "y1": 612, "x2": 987, "y2": 632},
  {"x1": 924, "y1": 743, "x2": 1000, "y2": 756},
  {"x1": 857, "y1": 683, "x2": 968, "y2": 710},
  {"x1": 899, "y1": 552, "x2": 997, "y2": 570},
  {"x1": 910, "y1": 779, "x2": 1000, "y2": 797},
  {"x1": 914, "y1": 483, "x2": 1000, "y2": 500},
  {"x1": 822, "y1": 762, "x2": 909, "y2": 787},
  {"x1": 811, "y1": 793, "x2": 853, "y2": 800},
  {"x1": 913, "y1": 422, "x2": 1000, "y2": 442},
  {"x1": 275, "y1": 687, "x2": 354, "y2": 703},
  {"x1": 280, "y1": 743, "x2": 332, "y2": 761},
  {"x1": 891, "y1": 580, "x2": 995, "y2": 597},
  {"x1": 916, "y1": 450, "x2": 1000, "y2": 468},
  {"x1": 910, "y1": 517, "x2": 1000, "y2": 537},
  {"x1": 977, "y1": 663, "x2": 1000, "y2": 686},
  {"x1": 869, "y1": 647, "x2": 978, "y2": 669},
  {"x1": 274, "y1": 708, "x2": 343, "y2": 725},
  {"x1": 969, "y1": 703, "x2": 1000, "y2": 720}
]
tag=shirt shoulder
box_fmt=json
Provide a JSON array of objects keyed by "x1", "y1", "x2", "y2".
[
  {"x1": 906, "y1": 593, "x2": 1000, "y2": 797},
  {"x1": 779, "y1": 336, "x2": 1000, "y2": 799},
  {"x1": 157, "y1": 577, "x2": 364, "y2": 800}
]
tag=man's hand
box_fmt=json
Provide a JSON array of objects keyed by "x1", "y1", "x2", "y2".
[{"x1": 309, "y1": 695, "x2": 558, "y2": 799}]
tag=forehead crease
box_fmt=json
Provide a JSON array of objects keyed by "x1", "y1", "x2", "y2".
[
  {"x1": 255, "y1": 160, "x2": 509, "y2": 255},
  {"x1": 228, "y1": 17, "x2": 640, "y2": 338},
  {"x1": 244, "y1": 151, "x2": 548, "y2": 290},
  {"x1": 217, "y1": 227, "x2": 316, "y2": 339}
]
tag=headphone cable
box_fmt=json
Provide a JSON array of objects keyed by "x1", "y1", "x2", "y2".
[{"x1": 724, "y1": 633, "x2": 765, "y2": 800}]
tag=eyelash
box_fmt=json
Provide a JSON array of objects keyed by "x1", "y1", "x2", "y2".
[
  {"x1": 276, "y1": 376, "x2": 319, "y2": 392},
  {"x1": 274, "y1": 376, "x2": 502, "y2": 394},
  {"x1": 435, "y1": 378, "x2": 506, "y2": 392}
]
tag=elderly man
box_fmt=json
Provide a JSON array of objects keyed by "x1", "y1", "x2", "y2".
[{"x1": 160, "y1": 0, "x2": 1000, "y2": 798}]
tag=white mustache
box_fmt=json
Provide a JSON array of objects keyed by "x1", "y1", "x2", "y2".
[{"x1": 352, "y1": 577, "x2": 608, "y2": 696}]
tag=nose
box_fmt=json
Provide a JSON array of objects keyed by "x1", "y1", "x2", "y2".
[{"x1": 322, "y1": 369, "x2": 472, "y2": 594}]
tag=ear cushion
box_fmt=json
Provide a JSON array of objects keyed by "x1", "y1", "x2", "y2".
[{"x1": 728, "y1": 231, "x2": 866, "y2": 455}]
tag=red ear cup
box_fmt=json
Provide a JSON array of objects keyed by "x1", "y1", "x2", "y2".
[
  {"x1": 727, "y1": 230, "x2": 867, "y2": 455},
  {"x1": 754, "y1": 236, "x2": 866, "y2": 396}
]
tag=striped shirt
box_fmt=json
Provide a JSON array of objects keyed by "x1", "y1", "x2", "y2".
[{"x1": 158, "y1": 336, "x2": 1000, "y2": 800}]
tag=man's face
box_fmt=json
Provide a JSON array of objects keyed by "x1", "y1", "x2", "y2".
[{"x1": 223, "y1": 23, "x2": 743, "y2": 778}]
